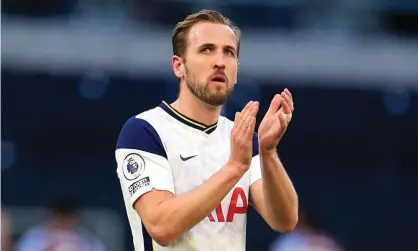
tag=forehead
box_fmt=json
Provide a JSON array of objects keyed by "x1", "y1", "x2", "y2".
[{"x1": 187, "y1": 22, "x2": 237, "y2": 49}]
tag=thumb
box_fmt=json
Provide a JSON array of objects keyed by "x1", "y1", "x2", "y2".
[{"x1": 267, "y1": 94, "x2": 282, "y2": 115}]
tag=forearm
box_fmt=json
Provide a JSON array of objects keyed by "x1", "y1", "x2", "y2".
[
  {"x1": 260, "y1": 150, "x2": 298, "y2": 231},
  {"x1": 151, "y1": 162, "x2": 246, "y2": 244}
]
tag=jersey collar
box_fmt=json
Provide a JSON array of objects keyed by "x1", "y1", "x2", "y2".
[{"x1": 159, "y1": 101, "x2": 218, "y2": 134}]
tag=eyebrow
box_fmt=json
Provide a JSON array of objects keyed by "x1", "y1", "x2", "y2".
[{"x1": 198, "y1": 43, "x2": 237, "y2": 53}]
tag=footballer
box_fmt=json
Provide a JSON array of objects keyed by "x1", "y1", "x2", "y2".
[{"x1": 115, "y1": 9, "x2": 298, "y2": 251}]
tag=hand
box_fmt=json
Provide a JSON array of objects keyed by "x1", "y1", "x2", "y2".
[
  {"x1": 229, "y1": 101, "x2": 259, "y2": 170},
  {"x1": 258, "y1": 89, "x2": 294, "y2": 153}
]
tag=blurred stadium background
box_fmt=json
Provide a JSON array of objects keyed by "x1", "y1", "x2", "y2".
[{"x1": 1, "y1": 0, "x2": 418, "y2": 250}]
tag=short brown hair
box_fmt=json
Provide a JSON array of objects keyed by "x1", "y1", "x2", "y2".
[{"x1": 172, "y1": 10, "x2": 241, "y2": 58}]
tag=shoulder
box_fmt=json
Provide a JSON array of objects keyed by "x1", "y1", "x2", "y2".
[
  {"x1": 16, "y1": 225, "x2": 48, "y2": 248},
  {"x1": 119, "y1": 106, "x2": 166, "y2": 132},
  {"x1": 116, "y1": 107, "x2": 167, "y2": 158},
  {"x1": 77, "y1": 228, "x2": 106, "y2": 251},
  {"x1": 21, "y1": 224, "x2": 47, "y2": 238}
]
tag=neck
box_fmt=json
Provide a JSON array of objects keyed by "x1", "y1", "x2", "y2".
[{"x1": 171, "y1": 89, "x2": 221, "y2": 126}]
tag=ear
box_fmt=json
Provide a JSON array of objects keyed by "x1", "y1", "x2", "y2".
[
  {"x1": 172, "y1": 55, "x2": 184, "y2": 79},
  {"x1": 234, "y1": 61, "x2": 240, "y2": 84}
]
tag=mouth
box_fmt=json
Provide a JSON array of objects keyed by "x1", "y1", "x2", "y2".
[{"x1": 211, "y1": 75, "x2": 227, "y2": 84}]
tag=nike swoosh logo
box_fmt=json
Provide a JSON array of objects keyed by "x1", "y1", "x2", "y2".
[{"x1": 180, "y1": 154, "x2": 197, "y2": 161}]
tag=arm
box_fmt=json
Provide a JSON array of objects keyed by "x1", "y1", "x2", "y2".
[
  {"x1": 250, "y1": 90, "x2": 298, "y2": 232},
  {"x1": 248, "y1": 139, "x2": 298, "y2": 232},
  {"x1": 117, "y1": 102, "x2": 258, "y2": 246},
  {"x1": 250, "y1": 151, "x2": 298, "y2": 232},
  {"x1": 135, "y1": 162, "x2": 245, "y2": 246}
]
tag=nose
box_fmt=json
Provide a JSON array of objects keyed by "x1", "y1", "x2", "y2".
[{"x1": 213, "y1": 52, "x2": 226, "y2": 70}]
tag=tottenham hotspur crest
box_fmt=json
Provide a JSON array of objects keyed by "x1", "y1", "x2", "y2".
[{"x1": 122, "y1": 153, "x2": 145, "y2": 180}]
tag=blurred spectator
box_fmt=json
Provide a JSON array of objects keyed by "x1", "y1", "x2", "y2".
[
  {"x1": 1, "y1": 207, "x2": 13, "y2": 251},
  {"x1": 268, "y1": 206, "x2": 344, "y2": 251},
  {"x1": 15, "y1": 199, "x2": 105, "y2": 251}
]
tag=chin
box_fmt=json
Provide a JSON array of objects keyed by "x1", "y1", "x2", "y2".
[
  {"x1": 207, "y1": 95, "x2": 229, "y2": 106},
  {"x1": 206, "y1": 100, "x2": 227, "y2": 107}
]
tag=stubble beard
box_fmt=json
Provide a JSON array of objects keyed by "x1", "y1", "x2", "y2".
[{"x1": 184, "y1": 64, "x2": 233, "y2": 106}]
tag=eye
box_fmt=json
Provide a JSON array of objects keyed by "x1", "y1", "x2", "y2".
[
  {"x1": 225, "y1": 50, "x2": 235, "y2": 56},
  {"x1": 201, "y1": 47, "x2": 212, "y2": 53}
]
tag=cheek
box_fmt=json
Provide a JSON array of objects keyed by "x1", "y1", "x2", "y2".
[
  {"x1": 228, "y1": 66, "x2": 238, "y2": 83},
  {"x1": 186, "y1": 61, "x2": 205, "y2": 77}
]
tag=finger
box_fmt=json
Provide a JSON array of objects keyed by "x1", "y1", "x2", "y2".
[
  {"x1": 284, "y1": 88, "x2": 293, "y2": 101},
  {"x1": 267, "y1": 95, "x2": 282, "y2": 115},
  {"x1": 250, "y1": 103, "x2": 259, "y2": 117},
  {"x1": 278, "y1": 112, "x2": 288, "y2": 131},
  {"x1": 240, "y1": 112, "x2": 252, "y2": 132},
  {"x1": 242, "y1": 104, "x2": 258, "y2": 131},
  {"x1": 285, "y1": 112, "x2": 292, "y2": 123},
  {"x1": 234, "y1": 112, "x2": 241, "y2": 126},
  {"x1": 237, "y1": 102, "x2": 252, "y2": 125},
  {"x1": 281, "y1": 91, "x2": 293, "y2": 107},
  {"x1": 239, "y1": 102, "x2": 258, "y2": 130},
  {"x1": 241, "y1": 101, "x2": 254, "y2": 117},
  {"x1": 281, "y1": 92, "x2": 294, "y2": 113},
  {"x1": 245, "y1": 117, "x2": 256, "y2": 140},
  {"x1": 235, "y1": 101, "x2": 252, "y2": 127},
  {"x1": 281, "y1": 95, "x2": 292, "y2": 114}
]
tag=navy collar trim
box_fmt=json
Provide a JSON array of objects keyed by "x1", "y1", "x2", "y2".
[{"x1": 159, "y1": 101, "x2": 218, "y2": 134}]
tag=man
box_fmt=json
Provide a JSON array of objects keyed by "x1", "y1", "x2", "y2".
[
  {"x1": 1, "y1": 207, "x2": 13, "y2": 251},
  {"x1": 269, "y1": 206, "x2": 344, "y2": 251},
  {"x1": 115, "y1": 9, "x2": 298, "y2": 251},
  {"x1": 16, "y1": 199, "x2": 105, "y2": 251}
]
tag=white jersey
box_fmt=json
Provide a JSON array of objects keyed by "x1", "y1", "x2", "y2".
[{"x1": 115, "y1": 101, "x2": 261, "y2": 251}]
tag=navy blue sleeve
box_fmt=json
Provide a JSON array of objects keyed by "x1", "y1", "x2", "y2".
[
  {"x1": 116, "y1": 116, "x2": 167, "y2": 159},
  {"x1": 252, "y1": 132, "x2": 259, "y2": 157}
]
